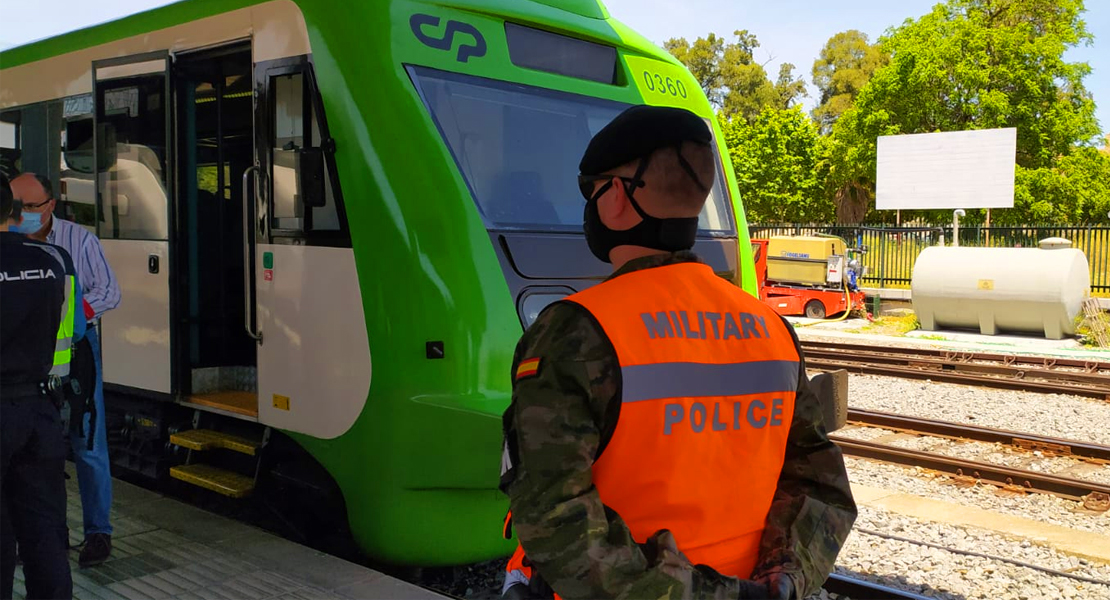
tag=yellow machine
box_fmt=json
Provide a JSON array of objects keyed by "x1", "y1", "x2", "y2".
[{"x1": 766, "y1": 236, "x2": 847, "y2": 287}]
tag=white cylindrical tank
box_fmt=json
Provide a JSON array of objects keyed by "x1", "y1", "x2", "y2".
[
  {"x1": 911, "y1": 246, "x2": 1090, "y2": 339},
  {"x1": 1038, "y1": 237, "x2": 1073, "y2": 249}
]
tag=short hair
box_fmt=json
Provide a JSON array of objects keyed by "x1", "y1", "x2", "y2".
[
  {"x1": 625, "y1": 141, "x2": 717, "y2": 217},
  {"x1": 29, "y1": 173, "x2": 54, "y2": 200},
  {"x1": 1, "y1": 175, "x2": 12, "y2": 219}
]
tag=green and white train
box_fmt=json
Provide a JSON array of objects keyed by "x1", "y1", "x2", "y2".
[{"x1": 0, "y1": 0, "x2": 756, "y2": 566}]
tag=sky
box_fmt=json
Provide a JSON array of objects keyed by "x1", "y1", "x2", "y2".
[{"x1": 0, "y1": 0, "x2": 1107, "y2": 135}]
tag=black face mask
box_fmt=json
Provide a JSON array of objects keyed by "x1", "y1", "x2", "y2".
[{"x1": 581, "y1": 154, "x2": 699, "y2": 264}]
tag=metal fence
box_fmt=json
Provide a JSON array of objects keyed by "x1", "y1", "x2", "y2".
[{"x1": 748, "y1": 224, "x2": 1110, "y2": 291}]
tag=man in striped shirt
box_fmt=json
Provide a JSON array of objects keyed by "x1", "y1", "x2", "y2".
[{"x1": 11, "y1": 173, "x2": 120, "y2": 568}]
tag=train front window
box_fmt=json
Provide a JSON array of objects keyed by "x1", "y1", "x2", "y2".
[{"x1": 410, "y1": 67, "x2": 732, "y2": 233}]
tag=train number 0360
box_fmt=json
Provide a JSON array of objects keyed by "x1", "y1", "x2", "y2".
[{"x1": 642, "y1": 70, "x2": 687, "y2": 99}]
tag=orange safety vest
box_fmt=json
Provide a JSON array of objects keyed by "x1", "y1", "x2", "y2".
[{"x1": 505, "y1": 261, "x2": 800, "y2": 594}]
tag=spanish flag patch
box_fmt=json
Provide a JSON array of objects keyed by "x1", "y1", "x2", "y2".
[{"x1": 515, "y1": 358, "x2": 541, "y2": 381}]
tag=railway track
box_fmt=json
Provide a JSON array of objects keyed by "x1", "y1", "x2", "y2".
[
  {"x1": 823, "y1": 573, "x2": 936, "y2": 600},
  {"x1": 847, "y1": 408, "x2": 1110, "y2": 462},
  {"x1": 802, "y1": 340, "x2": 1110, "y2": 400},
  {"x1": 832, "y1": 409, "x2": 1110, "y2": 508}
]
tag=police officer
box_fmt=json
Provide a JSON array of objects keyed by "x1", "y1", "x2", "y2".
[
  {"x1": 499, "y1": 106, "x2": 856, "y2": 600},
  {"x1": 1, "y1": 174, "x2": 84, "y2": 600}
]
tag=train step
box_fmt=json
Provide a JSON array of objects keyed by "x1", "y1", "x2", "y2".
[
  {"x1": 170, "y1": 429, "x2": 262, "y2": 455},
  {"x1": 170, "y1": 463, "x2": 255, "y2": 498}
]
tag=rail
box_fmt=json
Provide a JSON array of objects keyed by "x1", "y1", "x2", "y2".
[
  {"x1": 832, "y1": 435, "x2": 1110, "y2": 504},
  {"x1": 823, "y1": 574, "x2": 937, "y2": 600},
  {"x1": 801, "y1": 340, "x2": 1110, "y2": 401},
  {"x1": 847, "y1": 408, "x2": 1110, "y2": 463},
  {"x1": 804, "y1": 340, "x2": 1110, "y2": 370}
]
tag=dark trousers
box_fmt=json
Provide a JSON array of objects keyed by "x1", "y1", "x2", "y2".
[{"x1": 1, "y1": 397, "x2": 72, "y2": 600}]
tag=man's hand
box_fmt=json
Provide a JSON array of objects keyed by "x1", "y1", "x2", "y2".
[
  {"x1": 735, "y1": 579, "x2": 771, "y2": 599},
  {"x1": 754, "y1": 571, "x2": 794, "y2": 600},
  {"x1": 642, "y1": 530, "x2": 788, "y2": 599}
]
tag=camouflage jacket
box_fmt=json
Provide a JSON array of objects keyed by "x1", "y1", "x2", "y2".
[{"x1": 500, "y1": 252, "x2": 856, "y2": 600}]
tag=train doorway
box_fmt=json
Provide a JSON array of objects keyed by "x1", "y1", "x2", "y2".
[{"x1": 173, "y1": 44, "x2": 259, "y2": 418}]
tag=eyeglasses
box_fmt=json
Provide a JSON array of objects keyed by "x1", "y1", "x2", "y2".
[
  {"x1": 19, "y1": 198, "x2": 52, "y2": 211},
  {"x1": 577, "y1": 174, "x2": 644, "y2": 201}
]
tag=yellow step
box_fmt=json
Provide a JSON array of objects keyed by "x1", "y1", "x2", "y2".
[
  {"x1": 170, "y1": 464, "x2": 254, "y2": 498},
  {"x1": 170, "y1": 429, "x2": 261, "y2": 456}
]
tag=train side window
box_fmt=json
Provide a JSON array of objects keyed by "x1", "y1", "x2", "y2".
[
  {"x1": 1, "y1": 104, "x2": 61, "y2": 186},
  {"x1": 95, "y1": 78, "x2": 170, "y2": 240},
  {"x1": 271, "y1": 73, "x2": 305, "y2": 230},
  {"x1": 0, "y1": 101, "x2": 93, "y2": 229},
  {"x1": 269, "y1": 69, "x2": 343, "y2": 236},
  {"x1": 61, "y1": 95, "x2": 97, "y2": 229},
  {"x1": 0, "y1": 111, "x2": 20, "y2": 176}
]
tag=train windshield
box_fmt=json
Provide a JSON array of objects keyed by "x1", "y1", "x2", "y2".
[{"x1": 410, "y1": 67, "x2": 733, "y2": 234}]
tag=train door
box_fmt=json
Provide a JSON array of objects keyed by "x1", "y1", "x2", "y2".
[
  {"x1": 250, "y1": 57, "x2": 369, "y2": 438},
  {"x1": 93, "y1": 52, "x2": 173, "y2": 395},
  {"x1": 172, "y1": 44, "x2": 260, "y2": 418}
]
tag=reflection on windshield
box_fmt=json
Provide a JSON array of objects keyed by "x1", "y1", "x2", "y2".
[{"x1": 411, "y1": 67, "x2": 732, "y2": 233}]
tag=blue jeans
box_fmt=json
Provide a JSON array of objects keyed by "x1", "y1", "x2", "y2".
[{"x1": 70, "y1": 326, "x2": 113, "y2": 537}]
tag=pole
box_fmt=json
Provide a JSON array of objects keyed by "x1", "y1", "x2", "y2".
[
  {"x1": 953, "y1": 209, "x2": 965, "y2": 247},
  {"x1": 985, "y1": 208, "x2": 991, "y2": 246},
  {"x1": 879, "y1": 231, "x2": 887, "y2": 288}
]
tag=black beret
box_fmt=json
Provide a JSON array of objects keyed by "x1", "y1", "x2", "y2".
[{"x1": 579, "y1": 105, "x2": 712, "y2": 175}]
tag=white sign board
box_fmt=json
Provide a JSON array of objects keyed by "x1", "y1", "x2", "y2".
[{"x1": 876, "y1": 128, "x2": 1016, "y2": 210}]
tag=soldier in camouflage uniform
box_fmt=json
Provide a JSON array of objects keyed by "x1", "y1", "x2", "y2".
[{"x1": 499, "y1": 106, "x2": 856, "y2": 600}]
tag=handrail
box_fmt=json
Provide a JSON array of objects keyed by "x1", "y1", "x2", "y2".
[{"x1": 242, "y1": 165, "x2": 263, "y2": 343}]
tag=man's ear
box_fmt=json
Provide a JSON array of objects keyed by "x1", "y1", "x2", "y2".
[
  {"x1": 595, "y1": 177, "x2": 621, "y2": 229},
  {"x1": 608, "y1": 176, "x2": 633, "y2": 217}
]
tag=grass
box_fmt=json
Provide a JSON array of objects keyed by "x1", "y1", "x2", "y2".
[
  {"x1": 1074, "y1": 311, "x2": 1108, "y2": 349},
  {"x1": 847, "y1": 312, "x2": 920, "y2": 336}
]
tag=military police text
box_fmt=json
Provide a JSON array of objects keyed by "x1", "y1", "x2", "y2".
[{"x1": 642, "y1": 310, "x2": 771, "y2": 340}]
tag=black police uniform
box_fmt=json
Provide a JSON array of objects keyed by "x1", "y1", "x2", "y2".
[{"x1": 1, "y1": 230, "x2": 76, "y2": 600}]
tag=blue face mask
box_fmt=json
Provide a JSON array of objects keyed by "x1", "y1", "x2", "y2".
[{"x1": 13, "y1": 210, "x2": 44, "y2": 234}]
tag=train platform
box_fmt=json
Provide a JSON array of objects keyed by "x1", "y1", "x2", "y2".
[{"x1": 12, "y1": 464, "x2": 444, "y2": 600}]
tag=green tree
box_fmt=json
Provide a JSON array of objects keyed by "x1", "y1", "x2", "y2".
[
  {"x1": 774, "y1": 63, "x2": 809, "y2": 109},
  {"x1": 1004, "y1": 147, "x2": 1110, "y2": 225},
  {"x1": 829, "y1": 0, "x2": 1100, "y2": 223},
  {"x1": 721, "y1": 107, "x2": 833, "y2": 222},
  {"x1": 665, "y1": 30, "x2": 801, "y2": 121},
  {"x1": 811, "y1": 30, "x2": 887, "y2": 132},
  {"x1": 821, "y1": 113, "x2": 879, "y2": 223},
  {"x1": 664, "y1": 34, "x2": 726, "y2": 106}
]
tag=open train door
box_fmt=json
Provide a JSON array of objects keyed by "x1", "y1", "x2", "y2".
[
  {"x1": 249, "y1": 56, "x2": 370, "y2": 439},
  {"x1": 93, "y1": 51, "x2": 173, "y2": 395}
]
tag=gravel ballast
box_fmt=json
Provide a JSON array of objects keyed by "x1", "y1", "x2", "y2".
[
  {"x1": 828, "y1": 506, "x2": 1110, "y2": 600},
  {"x1": 443, "y1": 484, "x2": 1110, "y2": 599},
  {"x1": 841, "y1": 374, "x2": 1110, "y2": 445},
  {"x1": 845, "y1": 457, "x2": 1110, "y2": 535}
]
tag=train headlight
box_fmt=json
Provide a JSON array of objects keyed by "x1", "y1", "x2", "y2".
[{"x1": 518, "y1": 288, "x2": 574, "y2": 328}]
